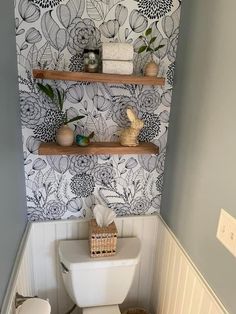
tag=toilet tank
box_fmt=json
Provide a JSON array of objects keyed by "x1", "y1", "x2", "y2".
[{"x1": 58, "y1": 238, "x2": 141, "y2": 308}]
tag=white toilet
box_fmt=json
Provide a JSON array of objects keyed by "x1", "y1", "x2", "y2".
[{"x1": 58, "y1": 237, "x2": 141, "y2": 314}]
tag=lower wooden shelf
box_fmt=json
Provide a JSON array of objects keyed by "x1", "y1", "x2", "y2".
[{"x1": 38, "y1": 142, "x2": 159, "y2": 155}]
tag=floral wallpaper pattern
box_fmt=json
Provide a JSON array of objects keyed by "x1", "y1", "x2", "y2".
[{"x1": 15, "y1": 0, "x2": 181, "y2": 221}]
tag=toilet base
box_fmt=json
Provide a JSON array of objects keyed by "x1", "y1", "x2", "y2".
[{"x1": 83, "y1": 305, "x2": 121, "y2": 314}]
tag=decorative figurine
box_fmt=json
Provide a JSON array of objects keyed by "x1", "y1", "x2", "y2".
[
  {"x1": 120, "y1": 108, "x2": 144, "y2": 147},
  {"x1": 84, "y1": 47, "x2": 100, "y2": 73},
  {"x1": 87, "y1": 52, "x2": 99, "y2": 72},
  {"x1": 76, "y1": 132, "x2": 95, "y2": 147}
]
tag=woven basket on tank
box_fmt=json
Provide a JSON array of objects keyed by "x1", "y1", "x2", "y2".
[{"x1": 89, "y1": 219, "x2": 117, "y2": 257}]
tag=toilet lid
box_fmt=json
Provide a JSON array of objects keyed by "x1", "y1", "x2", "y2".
[
  {"x1": 83, "y1": 305, "x2": 121, "y2": 314},
  {"x1": 16, "y1": 298, "x2": 51, "y2": 314}
]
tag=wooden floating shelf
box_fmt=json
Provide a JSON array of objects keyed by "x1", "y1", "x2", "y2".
[
  {"x1": 33, "y1": 69, "x2": 165, "y2": 86},
  {"x1": 38, "y1": 142, "x2": 159, "y2": 156}
]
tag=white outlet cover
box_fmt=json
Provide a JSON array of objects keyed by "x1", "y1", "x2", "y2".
[{"x1": 216, "y1": 208, "x2": 236, "y2": 257}]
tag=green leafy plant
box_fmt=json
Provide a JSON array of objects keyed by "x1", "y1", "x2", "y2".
[
  {"x1": 37, "y1": 83, "x2": 84, "y2": 125},
  {"x1": 138, "y1": 28, "x2": 165, "y2": 56}
]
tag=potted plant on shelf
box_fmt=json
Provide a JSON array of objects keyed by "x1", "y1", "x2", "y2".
[
  {"x1": 138, "y1": 28, "x2": 165, "y2": 77},
  {"x1": 37, "y1": 83, "x2": 84, "y2": 147}
]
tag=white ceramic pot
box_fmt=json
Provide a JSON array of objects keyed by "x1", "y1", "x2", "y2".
[
  {"x1": 144, "y1": 60, "x2": 159, "y2": 77},
  {"x1": 56, "y1": 125, "x2": 74, "y2": 146}
]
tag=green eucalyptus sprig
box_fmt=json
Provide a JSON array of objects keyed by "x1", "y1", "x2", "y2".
[
  {"x1": 138, "y1": 28, "x2": 164, "y2": 54},
  {"x1": 37, "y1": 83, "x2": 84, "y2": 125}
]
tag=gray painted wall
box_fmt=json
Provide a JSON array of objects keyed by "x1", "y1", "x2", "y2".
[
  {"x1": 161, "y1": 0, "x2": 236, "y2": 312},
  {"x1": 0, "y1": 0, "x2": 27, "y2": 308}
]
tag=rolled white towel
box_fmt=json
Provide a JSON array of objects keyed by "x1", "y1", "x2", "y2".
[
  {"x1": 102, "y1": 43, "x2": 134, "y2": 61},
  {"x1": 103, "y1": 60, "x2": 133, "y2": 75}
]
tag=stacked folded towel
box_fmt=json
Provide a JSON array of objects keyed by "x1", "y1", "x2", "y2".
[{"x1": 102, "y1": 43, "x2": 134, "y2": 75}]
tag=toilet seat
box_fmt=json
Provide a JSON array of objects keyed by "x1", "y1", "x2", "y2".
[{"x1": 83, "y1": 305, "x2": 121, "y2": 314}]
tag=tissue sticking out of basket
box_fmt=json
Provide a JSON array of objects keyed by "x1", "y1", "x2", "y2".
[{"x1": 93, "y1": 204, "x2": 116, "y2": 228}]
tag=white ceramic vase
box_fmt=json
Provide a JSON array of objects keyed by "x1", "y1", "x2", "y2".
[{"x1": 56, "y1": 125, "x2": 74, "y2": 147}]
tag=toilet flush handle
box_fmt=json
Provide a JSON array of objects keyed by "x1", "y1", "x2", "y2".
[{"x1": 60, "y1": 262, "x2": 69, "y2": 274}]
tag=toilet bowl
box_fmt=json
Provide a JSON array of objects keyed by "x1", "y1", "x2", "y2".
[{"x1": 58, "y1": 237, "x2": 141, "y2": 313}]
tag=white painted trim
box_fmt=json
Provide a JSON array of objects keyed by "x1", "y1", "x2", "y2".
[
  {"x1": 1, "y1": 222, "x2": 32, "y2": 314},
  {"x1": 29, "y1": 214, "x2": 157, "y2": 226}
]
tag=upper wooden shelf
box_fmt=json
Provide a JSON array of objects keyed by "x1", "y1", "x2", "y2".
[
  {"x1": 33, "y1": 69, "x2": 165, "y2": 86},
  {"x1": 38, "y1": 142, "x2": 159, "y2": 156}
]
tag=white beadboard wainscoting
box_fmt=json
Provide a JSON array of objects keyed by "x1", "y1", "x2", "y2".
[
  {"x1": 3, "y1": 215, "x2": 158, "y2": 314},
  {"x1": 151, "y1": 217, "x2": 228, "y2": 314},
  {"x1": 2, "y1": 214, "x2": 228, "y2": 314},
  {"x1": 1, "y1": 223, "x2": 34, "y2": 314}
]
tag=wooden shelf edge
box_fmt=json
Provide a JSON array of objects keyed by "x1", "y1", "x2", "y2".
[
  {"x1": 38, "y1": 142, "x2": 159, "y2": 156},
  {"x1": 33, "y1": 69, "x2": 165, "y2": 86}
]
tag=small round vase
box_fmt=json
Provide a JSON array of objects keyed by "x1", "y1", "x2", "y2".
[
  {"x1": 144, "y1": 61, "x2": 159, "y2": 77},
  {"x1": 56, "y1": 125, "x2": 74, "y2": 147}
]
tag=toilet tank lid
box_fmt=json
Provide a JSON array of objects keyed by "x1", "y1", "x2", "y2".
[{"x1": 59, "y1": 238, "x2": 141, "y2": 270}]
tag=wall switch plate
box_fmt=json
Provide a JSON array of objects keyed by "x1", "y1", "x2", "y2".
[{"x1": 216, "y1": 208, "x2": 236, "y2": 257}]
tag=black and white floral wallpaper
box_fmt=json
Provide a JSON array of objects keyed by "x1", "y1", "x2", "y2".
[{"x1": 15, "y1": 0, "x2": 181, "y2": 221}]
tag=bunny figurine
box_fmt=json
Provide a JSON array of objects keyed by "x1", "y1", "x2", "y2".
[{"x1": 120, "y1": 108, "x2": 144, "y2": 147}]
